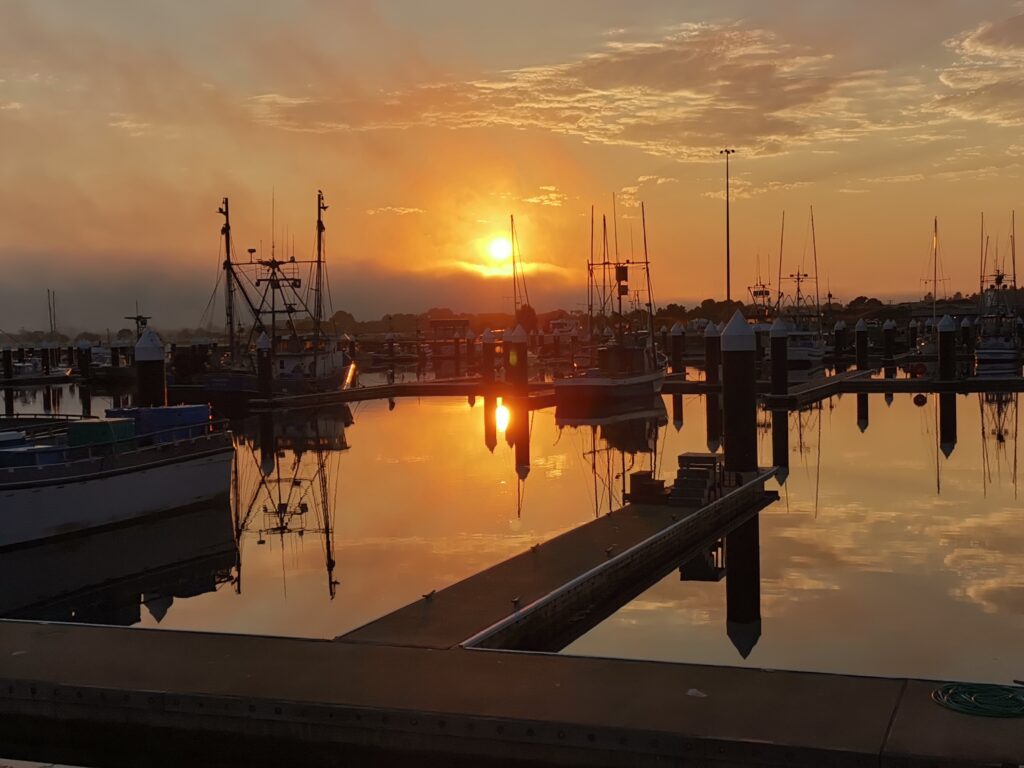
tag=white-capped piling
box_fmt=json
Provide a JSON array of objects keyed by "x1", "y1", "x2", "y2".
[
  {"x1": 452, "y1": 330, "x2": 462, "y2": 376},
  {"x1": 40, "y1": 343, "x2": 51, "y2": 375},
  {"x1": 506, "y1": 325, "x2": 529, "y2": 392},
  {"x1": 833, "y1": 320, "x2": 847, "y2": 363},
  {"x1": 135, "y1": 328, "x2": 166, "y2": 407},
  {"x1": 960, "y1": 316, "x2": 974, "y2": 354},
  {"x1": 481, "y1": 329, "x2": 496, "y2": 385},
  {"x1": 660, "y1": 325, "x2": 669, "y2": 359},
  {"x1": 770, "y1": 318, "x2": 788, "y2": 396},
  {"x1": 908, "y1": 319, "x2": 919, "y2": 349},
  {"x1": 670, "y1": 322, "x2": 685, "y2": 372},
  {"x1": 937, "y1": 314, "x2": 956, "y2": 380},
  {"x1": 465, "y1": 330, "x2": 476, "y2": 366},
  {"x1": 855, "y1": 319, "x2": 869, "y2": 371},
  {"x1": 1, "y1": 347, "x2": 12, "y2": 381},
  {"x1": 721, "y1": 311, "x2": 758, "y2": 476},
  {"x1": 882, "y1": 319, "x2": 896, "y2": 364},
  {"x1": 704, "y1": 321, "x2": 721, "y2": 385}
]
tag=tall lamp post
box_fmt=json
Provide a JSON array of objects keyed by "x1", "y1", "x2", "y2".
[{"x1": 720, "y1": 148, "x2": 735, "y2": 302}]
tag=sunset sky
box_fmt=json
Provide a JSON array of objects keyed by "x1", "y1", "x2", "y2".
[{"x1": 4, "y1": 0, "x2": 1024, "y2": 331}]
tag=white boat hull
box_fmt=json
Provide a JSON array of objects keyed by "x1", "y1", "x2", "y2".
[{"x1": 0, "y1": 448, "x2": 234, "y2": 549}]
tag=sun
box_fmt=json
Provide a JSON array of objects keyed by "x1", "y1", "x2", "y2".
[{"x1": 488, "y1": 237, "x2": 512, "y2": 262}]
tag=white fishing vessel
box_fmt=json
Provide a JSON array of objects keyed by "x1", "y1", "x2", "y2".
[
  {"x1": 974, "y1": 212, "x2": 1021, "y2": 376},
  {"x1": 0, "y1": 408, "x2": 234, "y2": 549},
  {"x1": 554, "y1": 203, "x2": 664, "y2": 416}
]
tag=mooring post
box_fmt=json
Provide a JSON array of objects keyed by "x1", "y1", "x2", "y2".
[
  {"x1": 3, "y1": 388, "x2": 13, "y2": 416},
  {"x1": 770, "y1": 318, "x2": 788, "y2": 397},
  {"x1": 16, "y1": 347, "x2": 25, "y2": 364},
  {"x1": 41, "y1": 343, "x2": 51, "y2": 375},
  {"x1": 939, "y1": 392, "x2": 957, "y2": 458},
  {"x1": 833, "y1": 320, "x2": 847, "y2": 371},
  {"x1": 937, "y1": 314, "x2": 956, "y2": 380},
  {"x1": 1, "y1": 347, "x2": 12, "y2": 382},
  {"x1": 908, "y1": 319, "x2": 919, "y2": 350},
  {"x1": 134, "y1": 328, "x2": 166, "y2": 408},
  {"x1": 721, "y1": 311, "x2": 758, "y2": 481},
  {"x1": 960, "y1": 316, "x2": 974, "y2": 354},
  {"x1": 670, "y1": 322, "x2": 684, "y2": 373},
  {"x1": 465, "y1": 331, "x2": 476, "y2": 368},
  {"x1": 255, "y1": 332, "x2": 272, "y2": 397},
  {"x1": 452, "y1": 331, "x2": 462, "y2": 377},
  {"x1": 481, "y1": 329, "x2": 496, "y2": 385},
  {"x1": 506, "y1": 325, "x2": 529, "y2": 393},
  {"x1": 704, "y1": 321, "x2": 721, "y2": 385},
  {"x1": 882, "y1": 319, "x2": 896, "y2": 364},
  {"x1": 855, "y1": 319, "x2": 869, "y2": 371}
]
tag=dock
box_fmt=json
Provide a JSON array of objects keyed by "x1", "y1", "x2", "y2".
[{"x1": 340, "y1": 468, "x2": 777, "y2": 651}]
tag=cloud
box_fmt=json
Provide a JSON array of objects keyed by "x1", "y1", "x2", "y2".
[
  {"x1": 365, "y1": 206, "x2": 424, "y2": 216},
  {"x1": 251, "y1": 21, "x2": 893, "y2": 160},
  {"x1": 523, "y1": 185, "x2": 567, "y2": 206},
  {"x1": 935, "y1": 14, "x2": 1024, "y2": 126}
]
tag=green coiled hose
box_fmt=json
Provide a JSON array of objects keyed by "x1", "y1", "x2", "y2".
[{"x1": 932, "y1": 682, "x2": 1024, "y2": 718}]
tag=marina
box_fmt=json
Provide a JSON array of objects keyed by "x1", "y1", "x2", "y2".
[{"x1": 4, "y1": 3, "x2": 1024, "y2": 763}]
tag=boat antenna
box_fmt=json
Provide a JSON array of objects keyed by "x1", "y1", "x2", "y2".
[
  {"x1": 932, "y1": 216, "x2": 938, "y2": 324},
  {"x1": 979, "y1": 212, "x2": 985, "y2": 297},
  {"x1": 588, "y1": 205, "x2": 594, "y2": 348}
]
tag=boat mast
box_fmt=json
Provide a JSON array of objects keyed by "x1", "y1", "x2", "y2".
[
  {"x1": 979, "y1": 212, "x2": 985, "y2": 298},
  {"x1": 219, "y1": 198, "x2": 236, "y2": 365},
  {"x1": 313, "y1": 190, "x2": 327, "y2": 376},
  {"x1": 511, "y1": 214, "x2": 519, "y2": 313},
  {"x1": 1012, "y1": 210, "x2": 1017, "y2": 292},
  {"x1": 810, "y1": 206, "x2": 822, "y2": 339},
  {"x1": 588, "y1": 205, "x2": 594, "y2": 346},
  {"x1": 641, "y1": 202, "x2": 656, "y2": 367},
  {"x1": 932, "y1": 216, "x2": 938, "y2": 325},
  {"x1": 777, "y1": 211, "x2": 785, "y2": 311}
]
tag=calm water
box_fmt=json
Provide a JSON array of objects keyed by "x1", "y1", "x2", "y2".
[{"x1": 4, "y1": 383, "x2": 1022, "y2": 683}]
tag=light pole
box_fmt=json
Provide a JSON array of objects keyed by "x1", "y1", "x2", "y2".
[{"x1": 720, "y1": 148, "x2": 735, "y2": 302}]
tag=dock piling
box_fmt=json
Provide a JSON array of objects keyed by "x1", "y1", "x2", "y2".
[
  {"x1": 938, "y1": 315, "x2": 956, "y2": 380},
  {"x1": 481, "y1": 329, "x2": 495, "y2": 384},
  {"x1": 855, "y1": 319, "x2": 869, "y2": 371},
  {"x1": 135, "y1": 328, "x2": 167, "y2": 408},
  {"x1": 704, "y1": 321, "x2": 721, "y2": 384},
  {"x1": 670, "y1": 322, "x2": 684, "y2": 373},
  {"x1": 721, "y1": 311, "x2": 757, "y2": 477},
  {"x1": 770, "y1": 319, "x2": 788, "y2": 396}
]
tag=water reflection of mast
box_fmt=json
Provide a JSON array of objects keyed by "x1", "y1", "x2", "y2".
[
  {"x1": 979, "y1": 392, "x2": 1019, "y2": 498},
  {"x1": 234, "y1": 409, "x2": 346, "y2": 598}
]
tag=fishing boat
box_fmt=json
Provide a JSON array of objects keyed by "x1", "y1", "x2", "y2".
[
  {"x1": 0, "y1": 406, "x2": 234, "y2": 549},
  {"x1": 975, "y1": 212, "x2": 1021, "y2": 376},
  {"x1": 554, "y1": 203, "x2": 664, "y2": 416},
  {"x1": 770, "y1": 208, "x2": 824, "y2": 377},
  {"x1": 169, "y1": 192, "x2": 355, "y2": 405}
]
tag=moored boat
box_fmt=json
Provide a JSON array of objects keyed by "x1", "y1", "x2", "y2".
[{"x1": 0, "y1": 406, "x2": 233, "y2": 549}]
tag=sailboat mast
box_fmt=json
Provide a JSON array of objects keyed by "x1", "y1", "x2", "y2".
[
  {"x1": 220, "y1": 197, "x2": 236, "y2": 365},
  {"x1": 313, "y1": 190, "x2": 327, "y2": 376},
  {"x1": 1013, "y1": 210, "x2": 1017, "y2": 291},
  {"x1": 588, "y1": 206, "x2": 594, "y2": 344},
  {"x1": 510, "y1": 214, "x2": 518, "y2": 313},
  {"x1": 979, "y1": 212, "x2": 985, "y2": 296},
  {"x1": 777, "y1": 211, "x2": 785, "y2": 310},
  {"x1": 641, "y1": 202, "x2": 656, "y2": 366},
  {"x1": 932, "y1": 216, "x2": 938, "y2": 323},
  {"x1": 810, "y1": 206, "x2": 822, "y2": 338}
]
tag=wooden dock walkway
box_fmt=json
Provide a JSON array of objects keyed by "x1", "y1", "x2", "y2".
[{"x1": 340, "y1": 470, "x2": 777, "y2": 651}]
